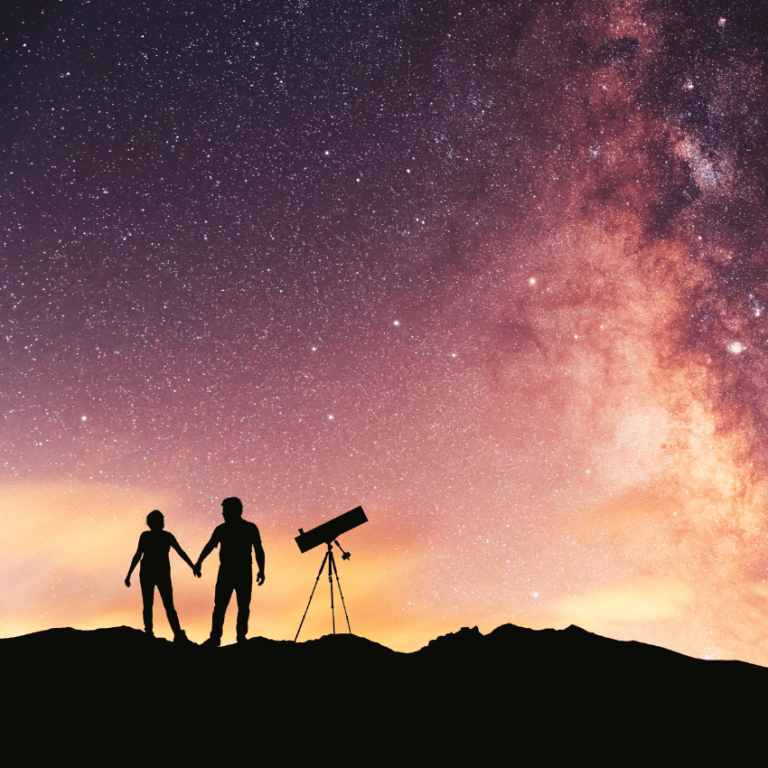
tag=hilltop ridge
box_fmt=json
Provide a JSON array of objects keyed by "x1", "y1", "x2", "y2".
[{"x1": 3, "y1": 623, "x2": 763, "y2": 759}]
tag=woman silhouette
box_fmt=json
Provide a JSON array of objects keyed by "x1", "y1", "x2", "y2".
[{"x1": 125, "y1": 510, "x2": 196, "y2": 641}]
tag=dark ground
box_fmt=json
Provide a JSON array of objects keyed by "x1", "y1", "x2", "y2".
[{"x1": 3, "y1": 623, "x2": 764, "y2": 761}]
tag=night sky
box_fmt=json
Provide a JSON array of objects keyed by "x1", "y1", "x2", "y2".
[{"x1": 4, "y1": 0, "x2": 768, "y2": 659}]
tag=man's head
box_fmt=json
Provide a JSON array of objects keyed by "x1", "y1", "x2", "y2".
[
  {"x1": 222, "y1": 497, "x2": 243, "y2": 521},
  {"x1": 147, "y1": 510, "x2": 164, "y2": 531}
]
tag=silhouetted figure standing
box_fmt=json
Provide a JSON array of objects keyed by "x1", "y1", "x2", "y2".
[
  {"x1": 194, "y1": 497, "x2": 265, "y2": 647},
  {"x1": 125, "y1": 510, "x2": 196, "y2": 641}
]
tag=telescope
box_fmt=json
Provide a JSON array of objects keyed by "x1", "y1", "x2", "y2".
[
  {"x1": 295, "y1": 505, "x2": 368, "y2": 554},
  {"x1": 294, "y1": 506, "x2": 368, "y2": 641}
]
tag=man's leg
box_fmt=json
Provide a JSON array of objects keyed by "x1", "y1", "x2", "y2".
[
  {"x1": 139, "y1": 571, "x2": 155, "y2": 636},
  {"x1": 234, "y1": 569, "x2": 253, "y2": 642},
  {"x1": 210, "y1": 567, "x2": 234, "y2": 644}
]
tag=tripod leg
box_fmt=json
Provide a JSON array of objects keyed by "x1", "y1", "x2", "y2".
[
  {"x1": 294, "y1": 550, "x2": 329, "y2": 642},
  {"x1": 329, "y1": 551, "x2": 353, "y2": 634},
  {"x1": 328, "y1": 549, "x2": 336, "y2": 634}
]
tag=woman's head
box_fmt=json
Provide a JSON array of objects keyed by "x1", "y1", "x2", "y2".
[{"x1": 146, "y1": 510, "x2": 164, "y2": 531}]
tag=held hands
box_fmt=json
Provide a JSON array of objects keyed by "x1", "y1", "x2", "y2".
[{"x1": 193, "y1": 563, "x2": 202, "y2": 578}]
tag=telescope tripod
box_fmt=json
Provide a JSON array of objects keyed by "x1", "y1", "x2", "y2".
[{"x1": 294, "y1": 540, "x2": 352, "y2": 642}]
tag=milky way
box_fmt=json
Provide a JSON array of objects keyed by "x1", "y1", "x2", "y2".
[{"x1": 4, "y1": 0, "x2": 768, "y2": 659}]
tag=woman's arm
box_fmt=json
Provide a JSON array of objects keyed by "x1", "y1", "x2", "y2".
[
  {"x1": 125, "y1": 538, "x2": 144, "y2": 587},
  {"x1": 170, "y1": 535, "x2": 196, "y2": 573}
]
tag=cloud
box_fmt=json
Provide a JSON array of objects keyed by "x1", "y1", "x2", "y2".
[{"x1": 550, "y1": 577, "x2": 694, "y2": 623}]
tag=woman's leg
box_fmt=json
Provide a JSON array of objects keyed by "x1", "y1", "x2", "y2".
[{"x1": 139, "y1": 571, "x2": 155, "y2": 636}]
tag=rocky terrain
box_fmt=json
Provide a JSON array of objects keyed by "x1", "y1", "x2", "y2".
[{"x1": 3, "y1": 623, "x2": 763, "y2": 760}]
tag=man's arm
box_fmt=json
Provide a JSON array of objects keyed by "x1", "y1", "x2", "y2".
[
  {"x1": 194, "y1": 533, "x2": 218, "y2": 576},
  {"x1": 254, "y1": 535, "x2": 265, "y2": 586}
]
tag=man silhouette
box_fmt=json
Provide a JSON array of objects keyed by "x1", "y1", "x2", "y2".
[
  {"x1": 194, "y1": 497, "x2": 265, "y2": 646},
  {"x1": 125, "y1": 510, "x2": 196, "y2": 642}
]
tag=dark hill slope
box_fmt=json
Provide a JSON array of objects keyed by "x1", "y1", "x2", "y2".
[{"x1": 2, "y1": 623, "x2": 763, "y2": 761}]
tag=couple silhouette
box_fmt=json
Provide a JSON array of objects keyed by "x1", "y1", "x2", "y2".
[{"x1": 125, "y1": 496, "x2": 265, "y2": 646}]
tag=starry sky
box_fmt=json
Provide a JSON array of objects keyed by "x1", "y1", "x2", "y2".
[{"x1": 4, "y1": 0, "x2": 768, "y2": 660}]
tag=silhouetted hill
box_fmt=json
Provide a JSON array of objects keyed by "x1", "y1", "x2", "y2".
[{"x1": 3, "y1": 623, "x2": 763, "y2": 760}]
